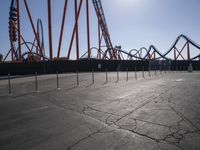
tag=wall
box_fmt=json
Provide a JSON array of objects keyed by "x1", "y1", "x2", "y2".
[{"x1": 0, "y1": 60, "x2": 149, "y2": 76}]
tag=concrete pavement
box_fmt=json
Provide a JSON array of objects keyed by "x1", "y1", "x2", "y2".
[{"x1": 0, "y1": 71, "x2": 200, "y2": 150}]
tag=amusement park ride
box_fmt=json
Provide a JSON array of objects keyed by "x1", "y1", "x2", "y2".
[{"x1": 2, "y1": 0, "x2": 200, "y2": 63}]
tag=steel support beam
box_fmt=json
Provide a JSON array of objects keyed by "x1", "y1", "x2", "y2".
[
  {"x1": 86, "y1": 0, "x2": 91, "y2": 59},
  {"x1": 75, "y1": 0, "x2": 80, "y2": 60},
  {"x1": 187, "y1": 42, "x2": 190, "y2": 60},
  {"x1": 98, "y1": 16, "x2": 101, "y2": 59},
  {"x1": 174, "y1": 47, "x2": 176, "y2": 61},
  {"x1": 57, "y1": 0, "x2": 68, "y2": 60},
  {"x1": 23, "y1": 0, "x2": 44, "y2": 58},
  {"x1": 67, "y1": 0, "x2": 83, "y2": 60},
  {"x1": 176, "y1": 42, "x2": 187, "y2": 60},
  {"x1": 48, "y1": 0, "x2": 53, "y2": 61},
  {"x1": 16, "y1": 0, "x2": 22, "y2": 63}
]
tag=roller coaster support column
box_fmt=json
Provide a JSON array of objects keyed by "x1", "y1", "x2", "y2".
[
  {"x1": 67, "y1": 0, "x2": 83, "y2": 60},
  {"x1": 174, "y1": 47, "x2": 176, "y2": 61},
  {"x1": 86, "y1": 0, "x2": 91, "y2": 59},
  {"x1": 75, "y1": 0, "x2": 80, "y2": 60},
  {"x1": 24, "y1": 0, "x2": 44, "y2": 58},
  {"x1": 98, "y1": 16, "x2": 101, "y2": 59},
  {"x1": 48, "y1": 0, "x2": 53, "y2": 61},
  {"x1": 187, "y1": 42, "x2": 190, "y2": 60},
  {"x1": 10, "y1": 29, "x2": 14, "y2": 62},
  {"x1": 16, "y1": 0, "x2": 22, "y2": 63},
  {"x1": 57, "y1": 0, "x2": 68, "y2": 60}
]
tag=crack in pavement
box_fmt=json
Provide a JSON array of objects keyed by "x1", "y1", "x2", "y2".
[
  {"x1": 113, "y1": 119, "x2": 187, "y2": 150},
  {"x1": 113, "y1": 88, "x2": 173, "y2": 124},
  {"x1": 168, "y1": 104, "x2": 200, "y2": 134},
  {"x1": 46, "y1": 89, "x2": 200, "y2": 150},
  {"x1": 36, "y1": 80, "x2": 199, "y2": 150},
  {"x1": 72, "y1": 84, "x2": 200, "y2": 149},
  {"x1": 66, "y1": 126, "x2": 106, "y2": 150},
  {"x1": 66, "y1": 88, "x2": 180, "y2": 149}
]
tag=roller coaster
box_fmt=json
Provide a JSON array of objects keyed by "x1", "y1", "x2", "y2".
[{"x1": 1, "y1": 0, "x2": 200, "y2": 63}]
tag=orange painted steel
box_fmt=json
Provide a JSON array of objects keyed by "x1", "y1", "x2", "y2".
[
  {"x1": 47, "y1": 0, "x2": 53, "y2": 61},
  {"x1": 67, "y1": 0, "x2": 83, "y2": 60},
  {"x1": 57, "y1": 0, "x2": 68, "y2": 60},
  {"x1": 86, "y1": 0, "x2": 91, "y2": 59},
  {"x1": 23, "y1": 0, "x2": 44, "y2": 59},
  {"x1": 75, "y1": 0, "x2": 80, "y2": 60},
  {"x1": 16, "y1": 0, "x2": 22, "y2": 63},
  {"x1": 3, "y1": 1, "x2": 200, "y2": 63}
]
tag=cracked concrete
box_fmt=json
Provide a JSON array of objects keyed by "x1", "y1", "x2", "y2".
[{"x1": 0, "y1": 71, "x2": 200, "y2": 150}]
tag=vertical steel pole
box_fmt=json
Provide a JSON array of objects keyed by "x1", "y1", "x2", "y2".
[
  {"x1": 106, "y1": 68, "x2": 108, "y2": 83},
  {"x1": 170, "y1": 66, "x2": 171, "y2": 73},
  {"x1": 86, "y1": 0, "x2": 91, "y2": 59},
  {"x1": 35, "y1": 72, "x2": 38, "y2": 92},
  {"x1": 8, "y1": 73, "x2": 11, "y2": 95},
  {"x1": 98, "y1": 16, "x2": 101, "y2": 59},
  {"x1": 48, "y1": 0, "x2": 53, "y2": 61},
  {"x1": 160, "y1": 67, "x2": 162, "y2": 75},
  {"x1": 187, "y1": 42, "x2": 190, "y2": 60},
  {"x1": 16, "y1": 0, "x2": 22, "y2": 63},
  {"x1": 76, "y1": 70, "x2": 79, "y2": 86},
  {"x1": 135, "y1": 67, "x2": 137, "y2": 80},
  {"x1": 117, "y1": 69, "x2": 119, "y2": 82},
  {"x1": 92, "y1": 69, "x2": 94, "y2": 84},
  {"x1": 57, "y1": 0, "x2": 68, "y2": 60},
  {"x1": 126, "y1": 68, "x2": 129, "y2": 82},
  {"x1": 142, "y1": 67, "x2": 145, "y2": 78},
  {"x1": 75, "y1": 0, "x2": 79, "y2": 60},
  {"x1": 163, "y1": 65, "x2": 166, "y2": 74},
  {"x1": 149, "y1": 68, "x2": 151, "y2": 77},
  {"x1": 56, "y1": 71, "x2": 60, "y2": 89}
]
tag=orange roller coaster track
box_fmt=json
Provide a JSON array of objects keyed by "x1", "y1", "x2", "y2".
[{"x1": 2, "y1": 0, "x2": 200, "y2": 63}]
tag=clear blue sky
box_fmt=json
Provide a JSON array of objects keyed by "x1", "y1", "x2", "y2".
[{"x1": 0, "y1": 0, "x2": 200, "y2": 59}]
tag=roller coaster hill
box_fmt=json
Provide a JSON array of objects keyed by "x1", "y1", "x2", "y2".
[{"x1": 0, "y1": 0, "x2": 200, "y2": 75}]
